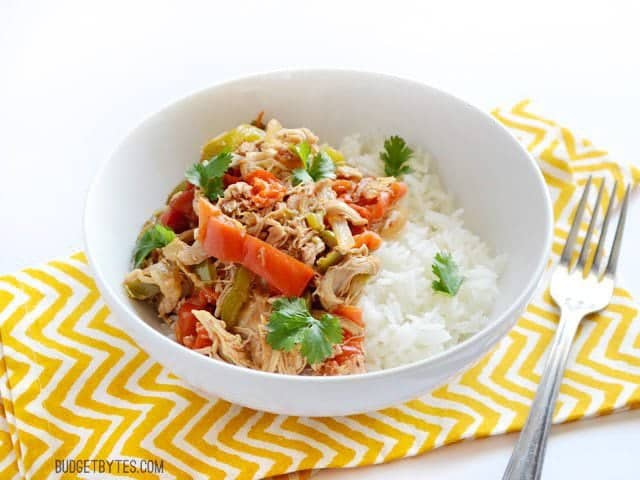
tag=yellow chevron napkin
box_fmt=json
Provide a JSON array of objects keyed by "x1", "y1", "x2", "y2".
[{"x1": 1, "y1": 100, "x2": 639, "y2": 480}]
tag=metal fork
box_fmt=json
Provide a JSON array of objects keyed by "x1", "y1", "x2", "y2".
[{"x1": 502, "y1": 177, "x2": 631, "y2": 480}]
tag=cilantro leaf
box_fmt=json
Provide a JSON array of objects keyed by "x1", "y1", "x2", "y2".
[
  {"x1": 431, "y1": 252, "x2": 464, "y2": 296},
  {"x1": 292, "y1": 142, "x2": 311, "y2": 168},
  {"x1": 291, "y1": 149, "x2": 336, "y2": 186},
  {"x1": 133, "y1": 224, "x2": 176, "y2": 268},
  {"x1": 300, "y1": 313, "x2": 344, "y2": 364},
  {"x1": 267, "y1": 297, "x2": 343, "y2": 364},
  {"x1": 185, "y1": 152, "x2": 233, "y2": 200},
  {"x1": 291, "y1": 168, "x2": 314, "y2": 186},
  {"x1": 307, "y1": 151, "x2": 335, "y2": 181},
  {"x1": 184, "y1": 163, "x2": 208, "y2": 189},
  {"x1": 380, "y1": 136, "x2": 413, "y2": 177}
]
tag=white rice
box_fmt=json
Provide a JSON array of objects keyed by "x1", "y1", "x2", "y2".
[{"x1": 341, "y1": 135, "x2": 505, "y2": 371}]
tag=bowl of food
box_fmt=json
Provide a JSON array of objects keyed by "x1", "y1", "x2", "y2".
[{"x1": 84, "y1": 69, "x2": 552, "y2": 416}]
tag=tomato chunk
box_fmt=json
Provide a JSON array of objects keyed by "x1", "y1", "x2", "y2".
[
  {"x1": 245, "y1": 169, "x2": 286, "y2": 208},
  {"x1": 160, "y1": 186, "x2": 196, "y2": 233},
  {"x1": 175, "y1": 288, "x2": 217, "y2": 348},
  {"x1": 334, "y1": 332, "x2": 364, "y2": 365},
  {"x1": 353, "y1": 181, "x2": 407, "y2": 224}
]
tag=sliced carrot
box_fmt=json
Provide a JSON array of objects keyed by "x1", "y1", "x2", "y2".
[
  {"x1": 201, "y1": 213, "x2": 314, "y2": 297},
  {"x1": 353, "y1": 231, "x2": 382, "y2": 251},
  {"x1": 390, "y1": 181, "x2": 408, "y2": 200},
  {"x1": 332, "y1": 305, "x2": 364, "y2": 327},
  {"x1": 202, "y1": 216, "x2": 245, "y2": 263},
  {"x1": 197, "y1": 197, "x2": 221, "y2": 243},
  {"x1": 332, "y1": 179, "x2": 354, "y2": 195},
  {"x1": 348, "y1": 203, "x2": 371, "y2": 220},
  {"x1": 242, "y1": 235, "x2": 314, "y2": 297}
]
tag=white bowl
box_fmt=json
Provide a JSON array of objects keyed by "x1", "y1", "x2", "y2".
[{"x1": 85, "y1": 70, "x2": 552, "y2": 417}]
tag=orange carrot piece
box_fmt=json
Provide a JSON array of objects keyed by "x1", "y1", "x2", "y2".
[
  {"x1": 202, "y1": 216, "x2": 246, "y2": 262},
  {"x1": 332, "y1": 305, "x2": 364, "y2": 327},
  {"x1": 201, "y1": 213, "x2": 314, "y2": 297},
  {"x1": 242, "y1": 235, "x2": 314, "y2": 297},
  {"x1": 332, "y1": 179, "x2": 354, "y2": 195},
  {"x1": 245, "y1": 169, "x2": 286, "y2": 208},
  {"x1": 390, "y1": 181, "x2": 408, "y2": 200},
  {"x1": 197, "y1": 197, "x2": 221, "y2": 243},
  {"x1": 353, "y1": 231, "x2": 382, "y2": 251}
]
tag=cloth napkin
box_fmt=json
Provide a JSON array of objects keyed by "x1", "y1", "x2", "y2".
[{"x1": 0, "y1": 100, "x2": 639, "y2": 480}]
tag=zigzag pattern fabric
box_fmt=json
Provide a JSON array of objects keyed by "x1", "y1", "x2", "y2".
[{"x1": 0, "y1": 101, "x2": 638, "y2": 479}]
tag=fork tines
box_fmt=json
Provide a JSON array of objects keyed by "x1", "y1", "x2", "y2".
[{"x1": 559, "y1": 176, "x2": 631, "y2": 277}]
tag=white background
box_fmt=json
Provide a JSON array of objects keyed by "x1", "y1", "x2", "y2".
[{"x1": 2, "y1": 1, "x2": 640, "y2": 478}]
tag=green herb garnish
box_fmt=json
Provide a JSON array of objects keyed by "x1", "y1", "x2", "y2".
[
  {"x1": 307, "y1": 151, "x2": 335, "y2": 181},
  {"x1": 266, "y1": 297, "x2": 343, "y2": 364},
  {"x1": 291, "y1": 168, "x2": 314, "y2": 185},
  {"x1": 380, "y1": 135, "x2": 412, "y2": 177},
  {"x1": 133, "y1": 224, "x2": 176, "y2": 268},
  {"x1": 431, "y1": 252, "x2": 464, "y2": 296},
  {"x1": 185, "y1": 151, "x2": 233, "y2": 200},
  {"x1": 291, "y1": 142, "x2": 335, "y2": 186},
  {"x1": 292, "y1": 142, "x2": 311, "y2": 167}
]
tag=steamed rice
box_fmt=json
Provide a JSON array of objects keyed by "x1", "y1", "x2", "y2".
[{"x1": 341, "y1": 136, "x2": 505, "y2": 371}]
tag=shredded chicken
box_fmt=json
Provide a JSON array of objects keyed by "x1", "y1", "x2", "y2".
[
  {"x1": 192, "y1": 310, "x2": 253, "y2": 368},
  {"x1": 380, "y1": 206, "x2": 409, "y2": 238},
  {"x1": 162, "y1": 239, "x2": 205, "y2": 265},
  {"x1": 262, "y1": 118, "x2": 319, "y2": 150},
  {"x1": 177, "y1": 241, "x2": 209, "y2": 265},
  {"x1": 276, "y1": 127, "x2": 318, "y2": 146},
  {"x1": 234, "y1": 295, "x2": 306, "y2": 374},
  {"x1": 315, "y1": 255, "x2": 380, "y2": 310},
  {"x1": 264, "y1": 219, "x2": 288, "y2": 248},
  {"x1": 314, "y1": 354, "x2": 366, "y2": 375},
  {"x1": 158, "y1": 239, "x2": 212, "y2": 292},
  {"x1": 125, "y1": 117, "x2": 410, "y2": 376},
  {"x1": 354, "y1": 176, "x2": 395, "y2": 203},
  {"x1": 125, "y1": 260, "x2": 184, "y2": 317},
  {"x1": 336, "y1": 165, "x2": 363, "y2": 181},
  {"x1": 219, "y1": 182, "x2": 255, "y2": 216},
  {"x1": 325, "y1": 200, "x2": 368, "y2": 226},
  {"x1": 265, "y1": 347, "x2": 308, "y2": 375},
  {"x1": 313, "y1": 315, "x2": 366, "y2": 376},
  {"x1": 286, "y1": 180, "x2": 337, "y2": 212},
  {"x1": 219, "y1": 180, "x2": 328, "y2": 266},
  {"x1": 339, "y1": 317, "x2": 365, "y2": 338},
  {"x1": 298, "y1": 235, "x2": 325, "y2": 266}
]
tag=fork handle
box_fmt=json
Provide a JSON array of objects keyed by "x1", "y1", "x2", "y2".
[{"x1": 502, "y1": 309, "x2": 583, "y2": 480}]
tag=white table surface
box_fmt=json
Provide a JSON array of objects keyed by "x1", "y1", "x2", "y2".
[{"x1": 2, "y1": 1, "x2": 639, "y2": 478}]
